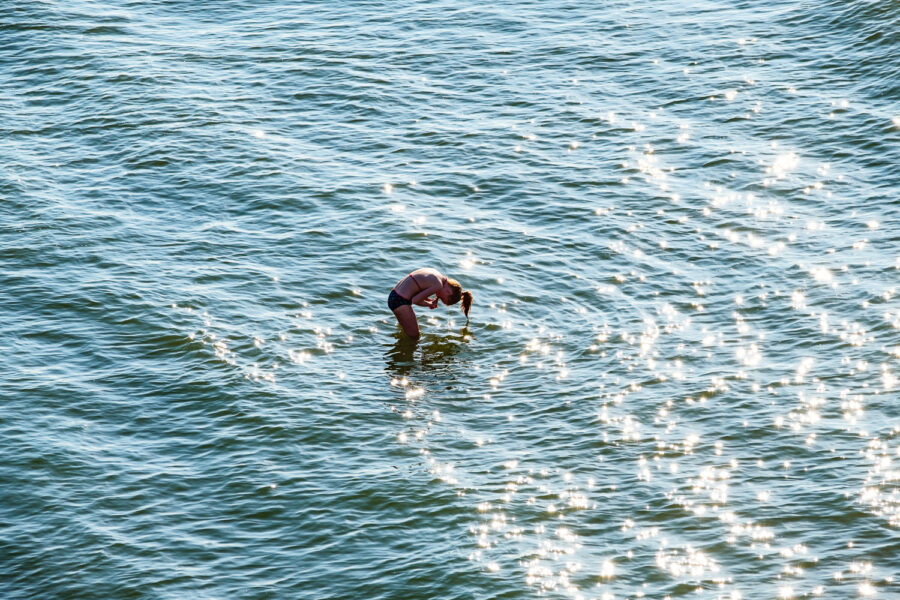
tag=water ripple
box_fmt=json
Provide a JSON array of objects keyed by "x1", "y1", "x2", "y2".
[{"x1": 3, "y1": 0, "x2": 899, "y2": 598}]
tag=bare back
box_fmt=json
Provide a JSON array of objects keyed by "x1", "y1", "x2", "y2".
[{"x1": 394, "y1": 268, "x2": 443, "y2": 300}]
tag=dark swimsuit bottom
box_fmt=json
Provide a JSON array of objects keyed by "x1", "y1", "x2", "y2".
[
  {"x1": 388, "y1": 273, "x2": 429, "y2": 311},
  {"x1": 387, "y1": 289, "x2": 412, "y2": 311}
]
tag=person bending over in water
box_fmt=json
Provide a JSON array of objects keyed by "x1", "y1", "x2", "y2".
[{"x1": 388, "y1": 268, "x2": 473, "y2": 337}]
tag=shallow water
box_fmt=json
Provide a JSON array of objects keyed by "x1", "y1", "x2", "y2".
[{"x1": 2, "y1": 1, "x2": 899, "y2": 598}]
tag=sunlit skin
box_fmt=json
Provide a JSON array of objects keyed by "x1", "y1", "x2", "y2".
[
  {"x1": 389, "y1": 268, "x2": 469, "y2": 337},
  {"x1": 394, "y1": 268, "x2": 454, "y2": 307}
]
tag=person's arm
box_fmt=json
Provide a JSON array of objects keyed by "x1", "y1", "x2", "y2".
[{"x1": 411, "y1": 285, "x2": 441, "y2": 307}]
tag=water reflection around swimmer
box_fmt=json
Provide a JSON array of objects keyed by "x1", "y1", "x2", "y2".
[{"x1": 384, "y1": 328, "x2": 473, "y2": 381}]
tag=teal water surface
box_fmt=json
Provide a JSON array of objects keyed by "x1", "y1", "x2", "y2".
[{"x1": 2, "y1": 1, "x2": 899, "y2": 598}]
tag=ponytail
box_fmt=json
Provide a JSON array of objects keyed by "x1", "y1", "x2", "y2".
[
  {"x1": 461, "y1": 290, "x2": 473, "y2": 320},
  {"x1": 445, "y1": 277, "x2": 473, "y2": 320}
]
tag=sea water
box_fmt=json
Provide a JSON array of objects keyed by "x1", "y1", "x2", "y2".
[{"x1": 2, "y1": 1, "x2": 899, "y2": 598}]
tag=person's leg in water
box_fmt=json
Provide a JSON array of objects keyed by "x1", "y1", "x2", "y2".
[{"x1": 392, "y1": 304, "x2": 419, "y2": 337}]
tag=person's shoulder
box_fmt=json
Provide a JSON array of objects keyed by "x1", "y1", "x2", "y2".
[{"x1": 414, "y1": 267, "x2": 441, "y2": 278}]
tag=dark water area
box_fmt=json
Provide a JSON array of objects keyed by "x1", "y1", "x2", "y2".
[{"x1": 2, "y1": 1, "x2": 899, "y2": 598}]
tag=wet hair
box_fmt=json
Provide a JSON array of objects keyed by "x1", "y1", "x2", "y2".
[{"x1": 446, "y1": 277, "x2": 473, "y2": 320}]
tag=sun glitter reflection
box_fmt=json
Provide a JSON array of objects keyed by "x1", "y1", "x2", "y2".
[
  {"x1": 768, "y1": 152, "x2": 799, "y2": 179},
  {"x1": 599, "y1": 559, "x2": 615, "y2": 580},
  {"x1": 655, "y1": 546, "x2": 720, "y2": 578}
]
